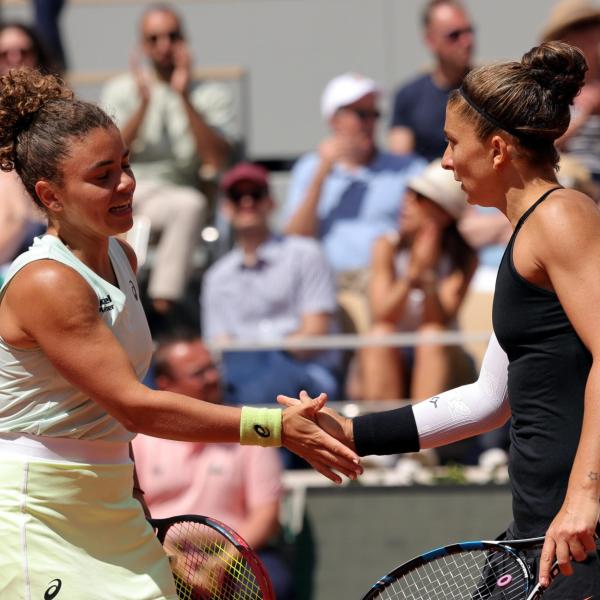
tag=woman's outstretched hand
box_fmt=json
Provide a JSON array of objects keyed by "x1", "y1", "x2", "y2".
[{"x1": 279, "y1": 391, "x2": 361, "y2": 484}]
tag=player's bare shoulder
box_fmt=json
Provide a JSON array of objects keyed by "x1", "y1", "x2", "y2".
[
  {"x1": 0, "y1": 259, "x2": 101, "y2": 346},
  {"x1": 531, "y1": 188, "x2": 600, "y2": 268},
  {"x1": 533, "y1": 188, "x2": 599, "y2": 237},
  {"x1": 540, "y1": 188, "x2": 599, "y2": 224}
]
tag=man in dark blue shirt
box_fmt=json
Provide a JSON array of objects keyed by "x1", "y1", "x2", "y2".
[{"x1": 389, "y1": 0, "x2": 474, "y2": 161}]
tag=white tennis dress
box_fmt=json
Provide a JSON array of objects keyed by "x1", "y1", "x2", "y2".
[{"x1": 0, "y1": 235, "x2": 177, "y2": 600}]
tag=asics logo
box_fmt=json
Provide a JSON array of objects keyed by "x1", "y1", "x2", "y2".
[
  {"x1": 254, "y1": 425, "x2": 270, "y2": 438},
  {"x1": 44, "y1": 579, "x2": 62, "y2": 599}
]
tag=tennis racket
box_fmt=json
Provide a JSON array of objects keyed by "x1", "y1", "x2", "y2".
[
  {"x1": 360, "y1": 529, "x2": 598, "y2": 600},
  {"x1": 150, "y1": 514, "x2": 274, "y2": 600}
]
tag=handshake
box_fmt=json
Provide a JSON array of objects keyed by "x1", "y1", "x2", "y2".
[{"x1": 277, "y1": 390, "x2": 361, "y2": 484}]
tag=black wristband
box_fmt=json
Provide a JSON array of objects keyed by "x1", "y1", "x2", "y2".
[{"x1": 353, "y1": 405, "x2": 420, "y2": 456}]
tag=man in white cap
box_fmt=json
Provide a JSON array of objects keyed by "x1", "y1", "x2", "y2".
[{"x1": 282, "y1": 72, "x2": 425, "y2": 333}]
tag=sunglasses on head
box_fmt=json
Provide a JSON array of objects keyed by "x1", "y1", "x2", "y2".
[
  {"x1": 445, "y1": 26, "x2": 474, "y2": 42},
  {"x1": 227, "y1": 187, "x2": 268, "y2": 203},
  {"x1": 145, "y1": 30, "x2": 182, "y2": 44},
  {"x1": 346, "y1": 107, "x2": 382, "y2": 121}
]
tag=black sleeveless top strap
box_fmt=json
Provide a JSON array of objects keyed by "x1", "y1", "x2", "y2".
[
  {"x1": 513, "y1": 186, "x2": 562, "y2": 232},
  {"x1": 492, "y1": 185, "x2": 592, "y2": 537}
]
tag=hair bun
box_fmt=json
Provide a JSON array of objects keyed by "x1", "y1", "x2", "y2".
[
  {"x1": 0, "y1": 68, "x2": 72, "y2": 171},
  {"x1": 521, "y1": 41, "x2": 587, "y2": 105}
]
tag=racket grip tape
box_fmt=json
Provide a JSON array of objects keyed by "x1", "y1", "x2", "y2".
[{"x1": 240, "y1": 407, "x2": 282, "y2": 447}]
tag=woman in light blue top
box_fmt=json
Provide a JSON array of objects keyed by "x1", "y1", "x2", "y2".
[{"x1": 0, "y1": 68, "x2": 361, "y2": 600}]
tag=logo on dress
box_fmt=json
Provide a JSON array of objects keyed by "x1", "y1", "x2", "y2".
[
  {"x1": 129, "y1": 280, "x2": 138, "y2": 301},
  {"x1": 44, "y1": 579, "x2": 62, "y2": 599},
  {"x1": 99, "y1": 294, "x2": 114, "y2": 313}
]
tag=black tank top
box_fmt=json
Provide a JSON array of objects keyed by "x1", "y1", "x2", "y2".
[{"x1": 492, "y1": 187, "x2": 592, "y2": 538}]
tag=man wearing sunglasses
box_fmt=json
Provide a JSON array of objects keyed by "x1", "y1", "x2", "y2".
[
  {"x1": 101, "y1": 4, "x2": 235, "y2": 317},
  {"x1": 388, "y1": 0, "x2": 475, "y2": 161},
  {"x1": 283, "y1": 72, "x2": 425, "y2": 334},
  {"x1": 201, "y1": 162, "x2": 341, "y2": 413}
]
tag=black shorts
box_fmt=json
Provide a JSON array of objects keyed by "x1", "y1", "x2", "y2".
[{"x1": 500, "y1": 523, "x2": 600, "y2": 600}]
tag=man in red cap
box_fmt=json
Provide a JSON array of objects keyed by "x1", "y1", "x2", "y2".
[{"x1": 201, "y1": 162, "x2": 341, "y2": 419}]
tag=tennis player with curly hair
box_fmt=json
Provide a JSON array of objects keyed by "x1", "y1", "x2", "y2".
[{"x1": 0, "y1": 68, "x2": 361, "y2": 600}]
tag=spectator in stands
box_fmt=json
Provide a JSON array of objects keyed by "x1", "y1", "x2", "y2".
[
  {"x1": 202, "y1": 162, "x2": 341, "y2": 407},
  {"x1": 0, "y1": 173, "x2": 46, "y2": 285},
  {"x1": 32, "y1": 0, "x2": 67, "y2": 73},
  {"x1": 132, "y1": 333, "x2": 294, "y2": 599},
  {"x1": 541, "y1": 0, "x2": 600, "y2": 182},
  {"x1": 388, "y1": 0, "x2": 474, "y2": 161},
  {"x1": 360, "y1": 159, "x2": 477, "y2": 401},
  {"x1": 0, "y1": 21, "x2": 57, "y2": 75},
  {"x1": 0, "y1": 23, "x2": 52, "y2": 280},
  {"x1": 283, "y1": 73, "x2": 425, "y2": 333},
  {"x1": 101, "y1": 3, "x2": 235, "y2": 316}
]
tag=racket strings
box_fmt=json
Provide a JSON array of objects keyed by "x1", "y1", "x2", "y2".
[
  {"x1": 372, "y1": 549, "x2": 529, "y2": 600},
  {"x1": 163, "y1": 521, "x2": 263, "y2": 600}
]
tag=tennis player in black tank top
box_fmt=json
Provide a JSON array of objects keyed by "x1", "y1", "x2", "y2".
[
  {"x1": 279, "y1": 41, "x2": 600, "y2": 597},
  {"x1": 493, "y1": 186, "x2": 593, "y2": 540}
]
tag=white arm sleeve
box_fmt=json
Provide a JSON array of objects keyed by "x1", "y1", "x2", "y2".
[{"x1": 413, "y1": 332, "x2": 510, "y2": 449}]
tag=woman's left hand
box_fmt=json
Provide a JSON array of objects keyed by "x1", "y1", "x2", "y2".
[
  {"x1": 538, "y1": 493, "x2": 599, "y2": 587},
  {"x1": 280, "y1": 392, "x2": 362, "y2": 484},
  {"x1": 408, "y1": 222, "x2": 442, "y2": 280}
]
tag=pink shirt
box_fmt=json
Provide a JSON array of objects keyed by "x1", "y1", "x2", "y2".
[{"x1": 132, "y1": 436, "x2": 283, "y2": 533}]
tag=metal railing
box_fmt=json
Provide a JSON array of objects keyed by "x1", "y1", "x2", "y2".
[{"x1": 210, "y1": 330, "x2": 491, "y2": 353}]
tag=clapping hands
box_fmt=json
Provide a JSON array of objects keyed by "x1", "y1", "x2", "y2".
[
  {"x1": 130, "y1": 47, "x2": 152, "y2": 104},
  {"x1": 169, "y1": 40, "x2": 192, "y2": 95},
  {"x1": 130, "y1": 37, "x2": 192, "y2": 101}
]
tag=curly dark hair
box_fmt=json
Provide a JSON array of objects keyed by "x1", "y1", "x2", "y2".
[{"x1": 0, "y1": 68, "x2": 115, "y2": 208}]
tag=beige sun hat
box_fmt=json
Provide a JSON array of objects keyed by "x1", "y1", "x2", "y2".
[
  {"x1": 407, "y1": 159, "x2": 467, "y2": 221},
  {"x1": 540, "y1": 0, "x2": 600, "y2": 42}
]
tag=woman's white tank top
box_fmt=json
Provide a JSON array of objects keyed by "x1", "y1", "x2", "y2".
[{"x1": 0, "y1": 235, "x2": 153, "y2": 442}]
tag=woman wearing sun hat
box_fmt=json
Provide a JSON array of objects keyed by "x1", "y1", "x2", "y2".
[
  {"x1": 541, "y1": 0, "x2": 600, "y2": 182},
  {"x1": 360, "y1": 158, "x2": 477, "y2": 403}
]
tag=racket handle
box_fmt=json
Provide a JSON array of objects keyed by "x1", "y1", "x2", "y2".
[{"x1": 526, "y1": 561, "x2": 560, "y2": 600}]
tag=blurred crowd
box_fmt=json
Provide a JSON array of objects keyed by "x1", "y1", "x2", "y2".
[
  {"x1": 2, "y1": 0, "x2": 599, "y2": 430},
  {"x1": 1, "y1": 5, "x2": 599, "y2": 442},
  {"x1": 2, "y1": 0, "x2": 600, "y2": 433},
  {"x1": 2, "y1": 0, "x2": 600, "y2": 594}
]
